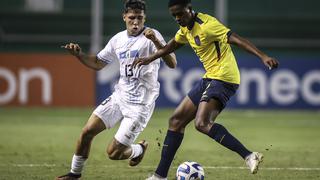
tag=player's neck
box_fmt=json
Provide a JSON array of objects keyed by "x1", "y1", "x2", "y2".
[{"x1": 187, "y1": 11, "x2": 196, "y2": 30}]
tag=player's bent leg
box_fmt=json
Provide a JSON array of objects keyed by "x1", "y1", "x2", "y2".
[
  {"x1": 56, "y1": 114, "x2": 106, "y2": 180},
  {"x1": 152, "y1": 96, "x2": 197, "y2": 178},
  {"x1": 106, "y1": 138, "x2": 148, "y2": 166},
  {"x1": 108, "y1": 102, "x2": 154, "y2": 165},
  {"x1": 196, "y1": 99, "x2": 252, "y2": 160},
  {"x1": 194, "y1": 99, "x2": 222, "y2": 134},
  {"x1": 76, "y1": 114, "x2": 106, "y2": 157},
  {"x1": 107, "y1": 138, "x2": 132, "y2": 160},
  {"x1": 168, "y1": 96, "x2": 197, "y2": 132}
]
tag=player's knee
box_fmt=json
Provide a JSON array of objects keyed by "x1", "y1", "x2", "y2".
[
  {"x1": 80, "y1": 127, "x2": 96, "y2": 141},
  {"x1": 106, "y1": 147, "x2": 117, "y2": 159},
  {"x1": 168, "y1": 116, "x2": 185, "y2": 131},
  {"x1": 194, "y1": 118, "x2": 208, "y2": 134},
  {"x1": 107, "y1": 151, "x2": 118, "y2": 160},
  {"x1": 106, "y1": 148, "x2": 123, "y2": 160}
]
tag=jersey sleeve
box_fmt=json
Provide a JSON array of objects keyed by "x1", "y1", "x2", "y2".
[
  {"x1": 174, "y1": 29, "x2": 188, "y2": 44},
  {"x1": 205, "y1": 17, "x2": 230, "y2": 43},
  {"x1": 97, "y1": 37, "x2": 117, "y2": 64}
]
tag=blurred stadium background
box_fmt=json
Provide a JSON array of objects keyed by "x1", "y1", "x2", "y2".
[{"x1": 0, "y1": 0, "x2": 319, "y2": 179}]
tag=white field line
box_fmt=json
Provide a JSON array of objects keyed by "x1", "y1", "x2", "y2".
[{"x1": 2, "y1": 164, "x2": 320, "y2": 171}]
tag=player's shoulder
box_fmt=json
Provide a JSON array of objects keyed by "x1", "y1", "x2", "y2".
[
  {"x1": 106, "y1": 30, "x2": 128, "y2": 45},
  {"x1": 196, "y1": 12, "x2": 218, "y2": 25},
  {"x1": 112, "y1": 30, "x2": 127, "y2": 40}
]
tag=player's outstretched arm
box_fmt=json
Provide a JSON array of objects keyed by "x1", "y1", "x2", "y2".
[
  {"x1": 228, "y1": 33, "x2": 279, "y2": 70},
  {"x1": 143, "y1": 29, "x2": 177, "y2": 68},
  {"x1": 61, "y1": 43, "x2": 106, "y2": 71},
  {"x1": 132, "y1": 38, "x2": 183, "y2": 68}
]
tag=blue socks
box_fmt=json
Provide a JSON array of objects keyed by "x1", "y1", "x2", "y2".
[
  {"x1": 155, "y1": 130, "x2": 184, "y2": 178},
  {"x1": 208, "y1": 123, "x2": 251, "y2": 159}
]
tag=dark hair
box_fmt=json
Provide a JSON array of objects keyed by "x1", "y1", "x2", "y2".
[
  {"x1": 168, "y1": 0, "x2": 191, "y2": 7},
  {"x1": 124, "y1": 0, "x2": 146, "y2": 12}
]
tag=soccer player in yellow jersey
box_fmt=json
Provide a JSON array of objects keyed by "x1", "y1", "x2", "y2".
[{"x1": 134, "y1": 0, "x2": 279, "y2": 179}]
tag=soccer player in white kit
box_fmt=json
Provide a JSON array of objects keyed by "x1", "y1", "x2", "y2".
[{"x1": 56, "y1": 0, "x2": 176, "y2": 179}]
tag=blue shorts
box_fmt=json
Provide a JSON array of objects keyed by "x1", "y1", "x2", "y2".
[{"x1": 187, "y1": 79, "x2": 239, "y2": 109}]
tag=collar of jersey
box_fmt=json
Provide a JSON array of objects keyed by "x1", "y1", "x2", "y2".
[{"x1": 187, "y1": 12, "x2": 198, "y2": 30}]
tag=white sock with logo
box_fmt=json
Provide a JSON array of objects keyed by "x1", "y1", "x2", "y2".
[
  {"x1": 70, "y1": 154, "x2": 87, "y2": 175},
  {"x1": 129, "y1": 144, "x2": 143, "y2": 159}
]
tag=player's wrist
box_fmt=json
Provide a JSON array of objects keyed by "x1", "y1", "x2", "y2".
[
  {"x1": 75, "y1": 51, "x2": 83, "y2": 58},
  {"x1": 75, "y1": 52, "x2": 86, "y2": 61},
  {"x1": 152, "y1": 38, "x2": 161, "y2": 45}
]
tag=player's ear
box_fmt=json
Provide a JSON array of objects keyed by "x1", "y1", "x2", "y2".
[
  {"x1": 187, "y1": 5, "x2": 192, "y2": 13},
  {"x1": 122, "y1": 13, "x2": 126, "y2": 21}
]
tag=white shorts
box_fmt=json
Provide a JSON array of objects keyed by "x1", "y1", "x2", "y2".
[{"x1": 93, "y1": 93, "x2": 155, "y2": 146}]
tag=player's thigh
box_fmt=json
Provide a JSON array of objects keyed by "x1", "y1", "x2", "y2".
[
  {"x1": 93, "y1": 95, "x2": 123, "y2": 129},
  {"x1": 196, "y1": 98, "x2": 222, "y2": 125},
  {"x1": 169, "y1": 96, "x2": 197, "y2": 131},
  {"x1": 114, "y1": 103, "x2": 155, "y2": 146},
  {"x1": 169, "y1": 78, "x2": 208, "y2": 131},
  {"x1": 82, "y1": 113, "x2": 107, "y2": 136},
  {"x1": 196, "y1": 79, "x2": 238, "y2": 124}
]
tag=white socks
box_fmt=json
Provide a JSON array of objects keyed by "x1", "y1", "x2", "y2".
[
  {"x1": 129, "y1": 144, "x2": 143, "y2": 159},
  {"x1": 70, "y1": 145, "x2": 142, "y2": 174},
  {"x1": 70, "y1": 154, "x2": 87, "y2": 175}
]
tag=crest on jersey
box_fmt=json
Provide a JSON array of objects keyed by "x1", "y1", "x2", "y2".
[{"x1": 194, "y1": 35, "x2": 201, "y2": 46}]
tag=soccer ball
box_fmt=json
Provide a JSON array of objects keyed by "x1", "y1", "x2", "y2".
[{"x1": 176, "y1": 161, "x2": 205, "y2": 180}]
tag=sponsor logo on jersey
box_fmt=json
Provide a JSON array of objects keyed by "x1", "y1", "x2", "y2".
[{"x1": 119, "y1": 50, "x2": 139, "y2": 59}]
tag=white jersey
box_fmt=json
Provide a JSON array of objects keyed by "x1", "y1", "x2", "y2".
[{"x1": 97, "y1": 27, "x2": 165, "y2": 105}]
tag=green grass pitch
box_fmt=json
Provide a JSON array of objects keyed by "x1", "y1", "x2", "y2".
[{"x1": 0, "y1": 108, "x2": 319, "y2": 180}]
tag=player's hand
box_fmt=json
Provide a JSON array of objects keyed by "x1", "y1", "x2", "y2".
[
  {"x1": 132, "y1": 57, "x2": 152, "y2": 68},
  {"x1": 143, "y1": 28, "x2": 157, "y2": 42},
  {"x1": 262, "y1": 56, "x2": 279, "y2": 70},
  {"x1": 60, "y1": 43, "x2": 82, "y2": 57}
]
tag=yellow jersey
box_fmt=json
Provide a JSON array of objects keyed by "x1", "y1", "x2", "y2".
[{"x1": 175, "y1": 13, "x2": 240, "y2": 84}]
